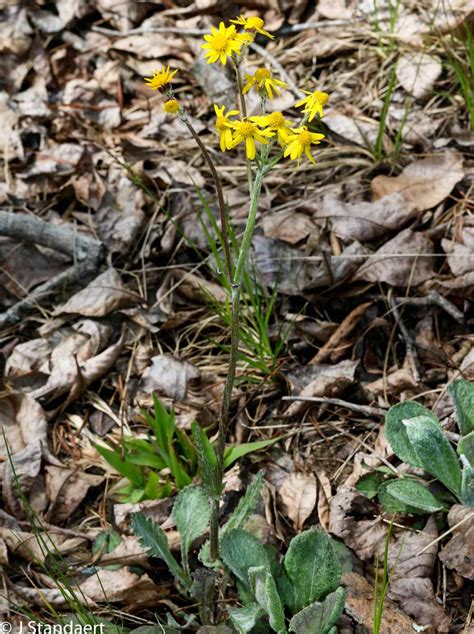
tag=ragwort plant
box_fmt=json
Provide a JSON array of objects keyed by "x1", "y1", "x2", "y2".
[
  {"x1": 142, "y1": 16, "x2": 329, "y2": 562},
  {"x1": 131, "y1": 15, "x2": 343, "y2": 632}
]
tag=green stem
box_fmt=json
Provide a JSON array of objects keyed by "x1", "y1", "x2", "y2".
[
  {"x1": 209, "y1": 162, "x2": 266, "y2": 562},
  {"x1": 234, "y1": 61, "x2": 254, "y2": 193}
]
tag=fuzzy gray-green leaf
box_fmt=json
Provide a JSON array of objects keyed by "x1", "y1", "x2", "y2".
[
  {"x1": 385, "y1": 479, "x2": 444, "y2": 512},
  {"x1": 248, "y1": 566, "x2": 286, "y2": 633},
  {"x1": 228, "y1": 603, "x2": 265, "y2": 634},
  {"x1": 385, "y1": 401, "x2": 438, "y2": 468},
  {"x1": 457, "y1": 431, "x2": 474, "y2": 466},
  {"x1": 223, "y1": 471, "x2": 264, "y2": 536},
  {"x1": 220, "y1": 529, "x2": 270, "y2": 587},
  {"x1": 289, "y1": 587, "x2": 345, "y2": 634},
  {"x1": 449, "y1": 379, "x2": 474, "y2": 436},
  {"x1": 404, "y1": 415, "x2": 462, "y2": 497},
  {"x1": 172, "y1": 485, "x2": 210, "y2": 573},
  {"x1": 460, "y1": 464, "x2": 474, "y2": 507},
  {"x1": 131, "y1": 513, "x2": 188, "y2": 588},
  {"x1": 284, "y1": 528, "x2": 341, "y2": 613}
]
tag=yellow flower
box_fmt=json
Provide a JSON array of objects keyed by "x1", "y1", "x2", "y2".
[
  {"x1": 230, "y1": 119, "x2": 274, "y2": 160},
  {"x1": 230, "y1": 14, "x2": 274, "y2": 39},
  {"x1": 163, "y1": 99, "x2": 180, "y2": 114},
  {"x1": 250, "y1": 111, "x2": 292, "y2": 147},
  {"x1": 202, "y1": 22, "x2": 244, "y2": 65},
  {"x1": 295, "y1": 90, "x2": 329, "y2": 121},
  {"x1": 214, "y1": 104, "x2": 240, "y2": 151},
  {"x1": 284, "y1": 126, "x2": 325, "y2": 164},
  {"x1": 144, "y1": 66, "x2": 177, "y2": 92},
  {"x1": 243, "y1": 68, "x2": 288, "y2": 99}
]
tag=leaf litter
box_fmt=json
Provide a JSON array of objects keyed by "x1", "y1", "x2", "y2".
[{"x1": 0, "y1": 0, "x2": 473, "y2": 631}]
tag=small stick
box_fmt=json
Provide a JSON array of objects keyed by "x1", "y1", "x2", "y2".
[
  {"x1": 282, "y1": 395, "x2": 386, "y2": 417},
  {"x1": 390, "y1": 297, "x2": 420, "y2": 385}
]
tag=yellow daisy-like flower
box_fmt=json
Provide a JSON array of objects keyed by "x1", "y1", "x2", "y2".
[
  {"x1": 242, "y1": 68, "x2": 288, "y2": 99},
  {"x1": 202, "y1": 22, "x2": 244, "y2": 65},
  {"x1": 295, "y1": 90, "x2": 329, "y2": 121},
  {"x1": 250, "y1": 111, "x2": 292, "y2": 147},
  {"x1": 230, "y1": 119, "x2": 274, "y2": 160},
  {"x1": 284, "y1": 126, "x2": 325, "y2": 165},
  {"x1": 163, "y1": 99, "x2": 180, "y2": 114},
  {"x1": 214, "y1": 104, "x2": 240, "y2": 151},
  {"x1": 144, "y1": 66, "x2": 178, "y2": 92},
  {"x1": 230, "y1": 14, "x2": 274, "y2": 39}
]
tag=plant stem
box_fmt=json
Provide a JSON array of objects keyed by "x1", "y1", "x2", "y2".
[
  {"x1": 180, "y1": 111, "x2": 234, "y2": 281},
  {"x1": 209, "y1": 162, "x2": 266, "y2": 561},
  {"x1": 233, "y1": 61, "x2": 254, "y2": 192}
]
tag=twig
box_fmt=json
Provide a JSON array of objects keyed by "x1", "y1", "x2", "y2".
[
  {"x1": 281, "y1": 395, "x2": 386, "y2": 417},
  {"x1": 0, "y1": 211, "x2": 104, "y2": 328},
  {"x1": 390, "y1": 296, "x2": 420, "y2": 385}
]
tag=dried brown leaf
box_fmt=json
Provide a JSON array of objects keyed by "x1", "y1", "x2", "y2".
[
  {"x1": 279, "y1": 472, "x2": 317, "y2": 531},
  {"x1": 371, "y1": 152, "x2": 464, "y2": 211},
  {"x1": 140, "y1": 354, "x2": 200, "y2": 401},
  {"x1": 396, "y1": 52, "x2": 442, "y2": 99},
  {"x1": 439, "y1": 505, "x2": 474, "y2": 580},
  {"x1": 45, "y1": 467, "x2": 104, "y2": 524}
]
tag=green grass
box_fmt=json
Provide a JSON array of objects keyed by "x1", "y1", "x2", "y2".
[{"x1": 443, "y1": 23, "x2": 474, "y2": 130}]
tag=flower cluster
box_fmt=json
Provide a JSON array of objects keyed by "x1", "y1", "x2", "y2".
[{"x1": 143, "y1": 14, "x2": 330, "y2": 165}]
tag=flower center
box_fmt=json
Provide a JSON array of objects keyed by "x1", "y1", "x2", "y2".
[
  {"x1": 216, "y1": 116, "x2": 227, "y2": 130},
  {"x1": 298, "y1": 130, "x2": 311, "y2": 147},
  {"x1": 246, "y1": 17, "x2": 264, "y2": 29},
  {"x1": 239, "y1": 121, "x2": 256, "y2": 138},
  {"x1": 255, "y1": 68, "x2": 271, "y2": 81},
  {"x1": 268, "y1": 112, "x2": 284, "y2": 127},
  {"x1": 314, "y1": 91, "x2": 329, "y2": 105},
  {"x1": 212, "y1": 34, "x2": 230, "y2": 52}
]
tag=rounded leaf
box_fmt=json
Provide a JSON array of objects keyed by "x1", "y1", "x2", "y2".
[{"x1": 385, "y1": 401, "x2": 438, "y2": 468}]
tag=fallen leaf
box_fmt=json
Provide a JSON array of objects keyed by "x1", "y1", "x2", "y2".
[
  {"x1": 139, "y1": 354, "x2": 201, "y2": 401},
  {"x1": 53, "y1": 268, "x2": 134, "y2": 317},
  {"x1": 354, "y1": 229, "x2": 434, "y2": 286},
  {"x1": 342, "y1": 571, "x2": 415, "y2": 632},
  {"x1": 0, "y1": 528, "x2": 86, "y2": 564},
  {"x1": 442, "y1": 227, "x2": 474, "y2": 275},
  {"x1": 318, "y1": 0, "x2": 357, "y2": 19},
  {"x1": 323, "y1": 108, "x2": 385, "y2": 150},
  {"x1": 318, "y1": 193, "x2": 417, "y2": 241},
  {"x1": 396, "y1": 52, "x2": 442, "y2": 99},
  {"x1": 439, "y1": 505, "x2": 474, "y2": 580},
  {"x1": 79, "y1": 567, "x2": 161, "y2": 607},
  {"x1": 18, "y1": 143, "x2": 83, "y2": 177},
  {"x1": 45, "y1": 467, "x2": 104, "y2": 524},
  {"x1": 261, "y1": 209, "x2": 319, "y2": 245},
  {"x1": 364, "y1": 366, "x2": 418, "y2": 399},
  {"x1": 279, "y1": 472, "x2": 317, "y2": 531},
  {"x1": 371, "y1": 152, "x2": 464, "y2": 211}
]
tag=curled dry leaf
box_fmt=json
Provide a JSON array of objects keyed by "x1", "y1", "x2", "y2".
[
  {"x1": 279, "y1": 472, "x2": 317, "y2": 531},
  {"x1": 2, "y1": 443, "x2": 44, "y2": 517},
  {"x1": 319, "y1": 193, "x2": 417, "y2": 242},
  {"x1": 439, "y1": 505, "x2": 474, "y2": 580},
  {"x1": 442, "y1": 227, "x2": 474, "y2": 275},
  {"x1": 354, "y1": 228, "x2": 434, "y2": 286},
  {"x1": 0, "y1": 392, "x2": 47, "y2": 457},
  {"x1": 342, "y1": 571, "x2": 414, "y2": 633},
  {"x1": 0, "y1": 528, "x2": 86, "y2": 565},
  {"x1": 364, "y1": 366, "x2": 418, "y2": 399},
  {"x1": 53, "y1": 267, "x2": 134, "y2": 317},
  {"x1": 387, "y1": 516, "x2": 451, "y2": 632},
  {"x1": 261, "y1": 209, "x2": 319, "y2": 245},
  {"x1": 396, "y1": 52, "x2": 442, "y2": 99},
  {"x1": 139, "y1": 354, "x2": 201, "y2": 401},
  {"x1": 45, "y1": 466, "x2": 104, "y2": 524},
  {"x1": 371, "y1": 152, "x2": 464, "y2": 211},
  {"x1": 79, "y1": 567, "x2": 161, "y2": 607}
]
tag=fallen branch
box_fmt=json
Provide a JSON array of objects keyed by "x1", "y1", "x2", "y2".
[{"x1": 0, "y1": 211, "x2": 104, "y2": 328}]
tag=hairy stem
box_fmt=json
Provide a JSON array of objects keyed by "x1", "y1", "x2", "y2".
[{"x1": 233, "y1": 62, "x2": 254, "y2": 192}]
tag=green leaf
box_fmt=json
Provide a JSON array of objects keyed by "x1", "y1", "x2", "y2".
[
  {"x1": 144, "y1": 471, "x2": 161, "y2": 500},
  {"x1": 289, "y1": 587, "x2": 345, "y2": 634},
  {"x1": 385, "y1": 479, "x2": 444, "y2": 513},
  {"x1": 404, "y1": 415, "x2": 462, "y2": 497},
  {"x1": 248, "y1": 566, "x2": 286, "y2": 634},
  {"x1": 449, "y1": 379, "x2": 474, "y2": 436},
  {"x1": 355, "y1": 472, "x2": 385, "y2": 499},
  {"x1": 131, "y1": 513, "x2": 188, "y2": 589},
  {"x1": 223, "y1": 471, "x2": 264, "y2": 535},
  {"x1": 94, "y1": 443, "x2": 145, "y2": 487},
  {"x1": 223, "y1": 438, "x2": 281, "y2": 469},
  {"x1": 377, "y1": 479, "x2": 430, "y2": 515},
  {"x1": 460, "y1": 464, "x2": 474, "y2": 506},
  {"x1": 220, "y1": 529, "x2": 271, "y2": 587},
  {"x1": 172, "y1": 485, "x2": 210, "y2": 578},
  {"x1": 385, "y1": 401, "x2": 438, "y2": 469},
  {"x1": 284, "y1": 528, "x2": 341, "y2": 613},
  {"x1": 228, "y1": 603, "x2": 265, "y2": 634},
  {"x1": 457, "y1": 431, "x2": 474, "y2": 466}
]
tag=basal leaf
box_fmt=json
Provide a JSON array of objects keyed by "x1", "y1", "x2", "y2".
[
  {"x1": 355, "y1": 471, "x2": 385, "y2": 499},
  {"x1": 284, "y1": 528, "x2": 341, "y2": 613},
  {"x1": 248, "y1": 566, "x2": 286, "y2": 634},
  {"x1": 377, "y1": 479, "x2": 431, "y2": 515},
  {"x1": 131, "y1": 513, "x2": 188, "y2": 588},
  {"x1": 457, "y1": 431, "x2": 474, "y2": 466},
  {"x1": 449, "y1": 379, "x2": 474, "y2": 436},
  {"x1": 385, "y1": 401, "x2": 438, "y2": 469},
  {"x1": 220, "y1": 529, "x2": 270, "y2": 587},
  {"x1": 385, "y1": 479, "x2": 444, "y2": 513},
  {"x1": 460, "y1": 464, "x2": 474, "y2": 507},
  {"x1": 404, "y1": 415, "x2": 462, "y2": 497},
  {"x1": 95, "y1": 443, "x2": 145, "y2": 487},
  {"x1": 192, "y1": 422, "x2": 220, "y2": 497},
  {"x1": 172, "y1": 485, "x2": 210, "y2": 578},
  {"x1": 289, "y1": 587, "x2": 345, "y2": 634},
  {"x1": 228, "y1": 603, "x2": 265, "y2": 634}
]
